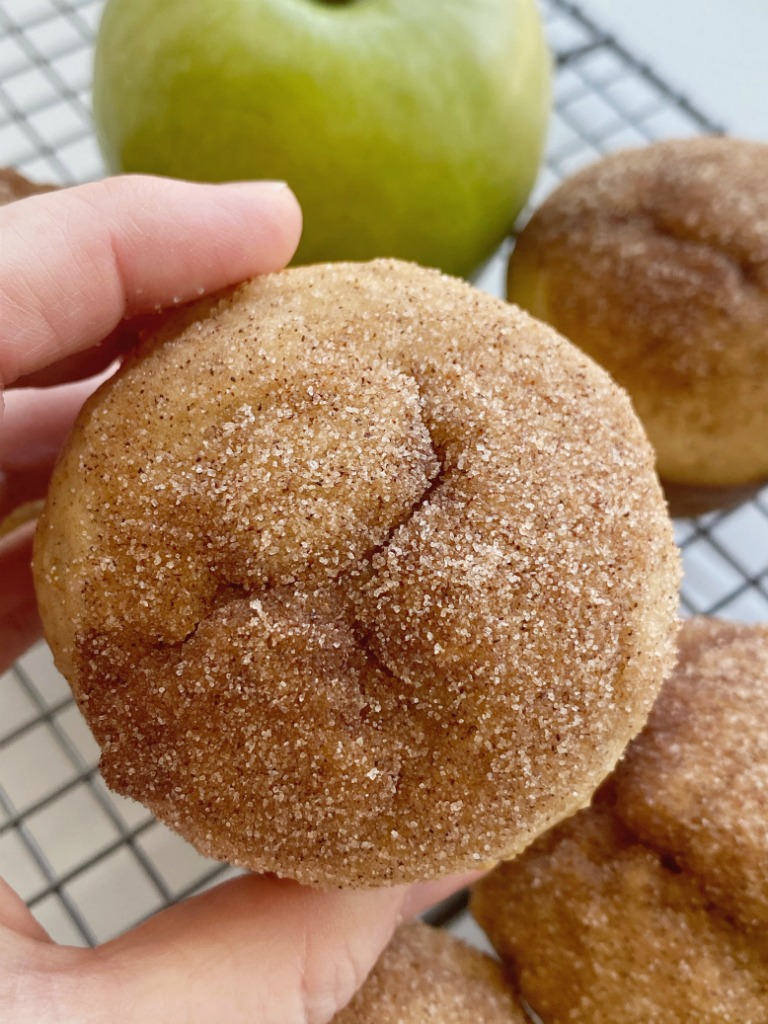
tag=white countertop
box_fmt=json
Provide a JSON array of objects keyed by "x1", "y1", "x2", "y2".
[{"x1": 577, "y1": 0, "x2": 768, "y2": 139}]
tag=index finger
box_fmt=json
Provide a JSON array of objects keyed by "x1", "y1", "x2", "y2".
[{"x1": 0, "y1": 175, "x2": 302, "y2": 388}]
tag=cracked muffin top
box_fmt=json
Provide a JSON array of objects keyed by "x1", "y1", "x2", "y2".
[{"x1": 33, "y1": 259, "x2": 679, "y2": 886}]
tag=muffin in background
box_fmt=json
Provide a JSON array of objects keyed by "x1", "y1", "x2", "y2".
[
  {"x1": 0, "y1": 167, "x2": 56, "y2": 205},
  {"x1": 507, "y1": 137, "x2": 768, "y2": 517},
  {"x1": 472, "y1": 618, "x2": 768, "y2": 1024},
  {"x1": 333, "y1": 921, "x2": 526, "y2": 1024}
]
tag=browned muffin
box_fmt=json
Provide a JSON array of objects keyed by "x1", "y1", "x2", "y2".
[
  {"x1": 34, "y1": 259, "x2": 679, "y2": 887},
  {"x1": 472, "y1": 617, "x2": 768, "y2": 1024},
  {"x1": 0, "y1": 167, "x2": 56, "y2": 205},
  {"x1": 333, "y1": 921, "x2": 525, "y2": 1024},
  {"x1": 507, "y1": 137, "x2": 768, "y2": 516}
]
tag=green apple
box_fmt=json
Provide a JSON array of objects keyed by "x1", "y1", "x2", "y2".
[{"x1": 93, "y1": 0, "x2": 550, "y2": 277}]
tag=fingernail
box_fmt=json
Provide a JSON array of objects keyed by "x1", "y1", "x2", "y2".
[{"x1": 220, "y1": 180, "x2": 290, "y2": 193}]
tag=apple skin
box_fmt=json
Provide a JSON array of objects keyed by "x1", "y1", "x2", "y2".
[{"x1": 93, "y1": 0, "x2": 550, "y2": 278}]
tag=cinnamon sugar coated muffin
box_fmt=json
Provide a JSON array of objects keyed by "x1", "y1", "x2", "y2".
[
  {"x1": 472, "y1": 617, "x2": 768, "y2": 1023},
  {"x1": 507, "y1": 137, "x2": 768, "y2": 516},
  {"x1": 333, "y1": 922, "x2": 525, "y2": 1023},
  {"x1": 33, "y1": 259, "x2": 680, "y2": 886},
  {"x1": 0, "y1": 167, "x2": 56, "y2": 205}
]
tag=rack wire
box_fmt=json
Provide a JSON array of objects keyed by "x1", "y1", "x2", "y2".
[{"x1": 1, "y1": 0, "x2": 766, "y2": 951}]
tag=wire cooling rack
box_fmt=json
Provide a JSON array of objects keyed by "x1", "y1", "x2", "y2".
[{"x1": 1, "y1": 0, "x2": 767, "y2": 951}]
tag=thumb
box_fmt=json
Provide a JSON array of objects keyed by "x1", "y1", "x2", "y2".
[{"x1": 60, "y1": 872, "x2": 479, "y2": 1024}]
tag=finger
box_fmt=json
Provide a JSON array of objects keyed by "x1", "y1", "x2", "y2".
[
  {"x1": 401, "y1": 872, "x2": 478, "y2": 918},
  {"x1": 0, "y1": 176, "x2": 302, "y2": 387},
  {"x1": 1, "y1": 373, "x2": 110, "y2": 520},
  {"x1": 13, "y1": 322, "x2": 133, "y2": 389},
  {"x1": 0, "y1": 878, "x2": 51, "y2": 945},
  {"x1": 69, "y1": 872, "x2": 480, "y2": 1024},
  {"x1": 0, "y1": 522, "x2": 40, "y2": 671},
  {"x1": 17, "y1": 307, "x2": 200, "y2": 390}
]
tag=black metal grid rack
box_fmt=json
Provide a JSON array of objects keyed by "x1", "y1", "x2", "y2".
[{"x1": 1, "y1": 0, "x2": 766, "y2": 951}]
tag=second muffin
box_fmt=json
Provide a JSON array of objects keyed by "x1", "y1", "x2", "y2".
[
  {"x1": 472, "y1": 617, "x2": 768, "y2": 1023},
  {"x1": 507, "y1": 137, "x2": 768, "y2": 516},
  {"x1": 333, "y1": 921, "x2": 525, "y2": 1024}
]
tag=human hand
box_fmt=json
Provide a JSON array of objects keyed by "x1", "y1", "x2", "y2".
[
  {"x1": 0, "y1": 177, "x2": 476, "y2": 1023},
  {"x1": 1, "y1": 174, "x2": 301, "y2": 671}
]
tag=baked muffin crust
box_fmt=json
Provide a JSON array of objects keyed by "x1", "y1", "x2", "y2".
[{"x1": 34, "y1": 259, "x2": 679, "y2": 886}]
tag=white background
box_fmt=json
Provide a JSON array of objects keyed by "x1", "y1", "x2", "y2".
[{"x1": 578, "y1": 0, "x2": 768, "y2": 139}]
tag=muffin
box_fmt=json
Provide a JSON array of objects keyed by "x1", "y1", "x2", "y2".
[
  {"x1": 0, "y1": 167, "x2": 56, "y2": 205},
  {"x1": 472, "y1": 617, "x2": 768, "y2": 1023},
  {"x1": 34, "y1": 258, "x2": 679, "y2": 886},
  {"x1": 333, "y1": 921, "x2": 525, "y2": 1023},
  {"x1": 507, "y1": 137, "x2": 768, "y2": 516}
]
